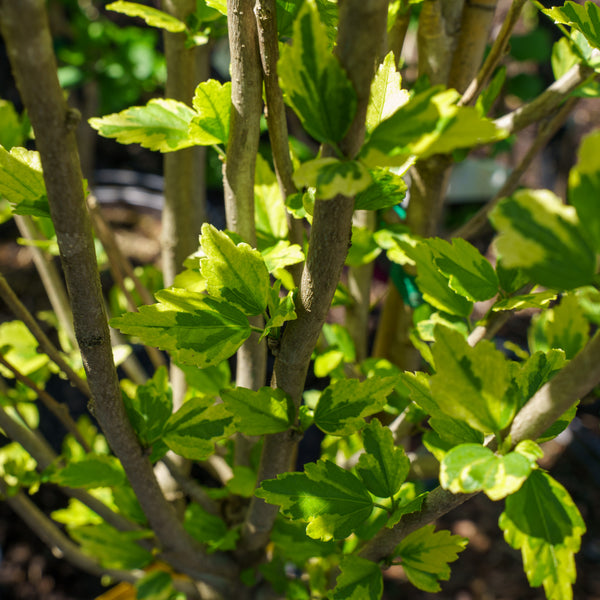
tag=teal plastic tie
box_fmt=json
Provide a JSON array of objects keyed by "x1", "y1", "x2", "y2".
[{"x1": 390, "y1": 263, "x2": 423, "y2": 308}]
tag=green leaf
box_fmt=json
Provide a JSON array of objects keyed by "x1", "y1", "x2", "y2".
[
  {"x1": 356, "y1": 419, "x2": 409, "y2": 499},
  {"x1": 110, "y1": 289, "x2": 251, "y2": 368},
  {"x1": 122, "y1": 366, "x2": 172, "y2": 447},
  {"x1": 135, "y1": 571, "x2": 177, "y2": 600},
  {"x1": 424, "y1": 238, "x2": 499, "y2": 302},
  {"x1": 255, "y1": 155, "x2": 288, "y2": 241},
  {"x1": 492, "y1": 291, "x2": 557, "y2": 312},
  {"x1": 362, "y1": 87, "x2": 506, "y2": 167},
  {"x1": 515, "y1": 350, "x2": 566, "y2": 411},
  {"x1": 440, "y1": 441, "x2": 542, "y2": 501},
  {"x1": 499, "y1": 470, "x2": 586, "y2": 600},
  {"x1": 0, "y1": 100, "x2": 27, "y2": 150},
  {"x1": 0, "y1": 443, "x2": 39, "y2": 496},
  {"x1": 263, "y1": 282, "x2": 297, "y2": 338},
  {"x1": 569, "y1": 129, "x2": 600, "y2": 252},
  {"x1": 226, "y1": 466, "x2": 257, "y2": 498},
  {"x1": 278, "y1": 0, "x2": 356, "y2": 144},
  {"x1": 354, "y1": 169, "x2": 407, "y2": 211},
  {"x1": 331, "y1": 555, "x2": 383, "y2": 600},
  {"x1": 184, "y1": 502, "x2": 239, "y2": 552},
  {"x1": 543, "y1": 1, "x2": 600, "y2": 50},
  {"x1": 366, "y1": 51, "x2": 410, "y2": 133},
  {"x1": 69, "y1": 523, "x2": 153, "y2": 570},
  {"x1": 0, "y1": 146, "x2": 49, "y2": 218},
  {"x1": 45, "y1": 455, "x2": 125, "y2": 489},
  {"x1": 163, "y1": 396, "x2": 234, "y2": 460},
  {"x1": 189, "y1": 79, "x2": 231, "y2": 145},
  {"x1": 256, "y1": 459, "x2": 374, "y2": 541},
  {"x1": 205, "y1": 0, "x2": 227, "y2": 15},
  {"x1": 200, "y1": 223, "x2": 270, "y2": 316},
  {"x1": 178, "y1": 360, "x2": 230, "y2": 399},
  {"x1": 490, "y1": 189, "x2": 596, "y2": 290},
  {"x1": 345, "y1": 226, "x2": 381, "y2": 268},
  {"x1": 270, "y1": 518, "x2": 337, "y2": 565},
  {"x1": 221, "y1": 386, "x2": 294, "y2": 435},
  {"x1": 293, "y1": 158, "x2": 372, "y2": 200},
  {"x1": 314, "y1": 376, "x2": 401, "y2": 435},
  {"x1": 0, "y1": 320, "x2": 49, "y2": 377},
  {"x1": 430, "y1": 326, "x2": 515, "y2": 434},
  {"x1": 424, "y1": 417, "x2": 484, "y2": 462},
  {"x1": 528, "y1": 293, "x2": 589, "y2": 360},
  {"x1": 401, "y1": 240, "x2": 473, "y2": 317},
  {"x1": 261, "y1": 240, "x2": 304, "y2": 274},
  {"x1": 106, "y1": 1, "x2": 186, "y2": 32},
  {"x1": 393, "y1": 524, "x2": 468, "y2": 592},
  {"x1": 89, "y1": 99, "x2": 196, "y2": 152}
]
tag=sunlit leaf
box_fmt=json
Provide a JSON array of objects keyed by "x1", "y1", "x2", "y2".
[
  {"x1": 499, "y1": 470, "x2": 586, "y2": 600},
  {"x1": 106, "y1": 2, "x2": 186, "y2": 32},
  {"x1": 278, "y1": 0, "x2": 356, "y2": 144},
  {"x1": 490, "y1": 189, "x2": 596, "y2": 290},
  {"x1": 89, "y1": 99, "x2": 196, "y2": 152},
  {"x1": 110, "y1": 288, "x2": 251, "y2": 368},
  {"x1": 332, "y1": 555, "x2": 383, "y2": 600}
]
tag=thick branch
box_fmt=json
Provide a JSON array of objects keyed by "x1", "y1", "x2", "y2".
[
  {"x1": 225, "y1": 0, "x2": 267, "y2": 472},
  {"x1": 448, "y1": 0, "x2": 498, "y2": 93},
  {"x1": 0, "y1": 0, "x2": 234, "y2": 583},
  {"x1": 417, "y1": 0, "x2": 465, "y2": 85},
  {"x1": 240, "y1": 0, "x2": 390, "y2": 554},
  {"x1": 495, "y1": 62, "x2": 595, "y2": 134}
]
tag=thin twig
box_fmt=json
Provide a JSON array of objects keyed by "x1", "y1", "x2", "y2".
[
  {"x1": 161, "y1": 455, "x2": 220, "y2": 515},
  {"x1": 494, "y1": 62, "x2": 594, "y2": 134},
  {"x1": 254, "y1": 0, "x2": 304, "y2": 286},
  {"x1": 0, "y1": 353, "x2": 91, "y2": 451},
  {"x1": 452, "y1": 96, "x2": 579, "y2": 241},
  {"x1": 0, "y1": 274, "x2": 90, "y2": 398},
  {"x1": 459, "y1": 0, "x2": 527, "y2": 106},
  {"x1": 14, "y1": 214, "x2": 77, "y2": 349}
]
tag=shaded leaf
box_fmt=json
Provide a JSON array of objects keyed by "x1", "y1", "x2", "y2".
[
  {"x1": 221, "y1": 386, "x2": 294, "y2": 435},
  {"x1": 356, "y1": 419, "x2": 409, "y2": 499},
  {"x1": 184, "y1": 503, "x2": 239, "y2": 552},
  {"x1": 69, "y1": 523, "x2": 153, "y2": 570},
  {"x1": 45, "y1": 455, "x2": 125, "y2": 489},
  {"x1": 256, "y1": 460, "x2": 373, "y2": 541},
  {"x1": 332, "y1": 555, "x2": 383, "y2": 600},
  {"x1": 110, "y1": 289, "x2": 251, "y2": 368},
  {"x1": 394, "y1": 525, "x2": 468, "y2": 592},
  {"x1": 163, "y1": 396, "x2": 235, "y2": 460}
]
